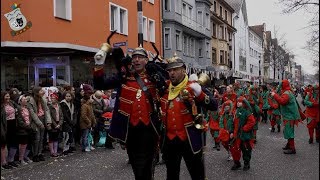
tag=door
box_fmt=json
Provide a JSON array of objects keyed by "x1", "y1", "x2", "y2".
[{"x1": 35, "y1": 66, "x2": 56, "y2": 87}]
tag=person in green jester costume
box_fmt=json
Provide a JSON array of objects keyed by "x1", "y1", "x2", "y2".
[
  {"x1": 268, "y1": 87, "x2": 281, "y2": 133},
  {"x1": 233, "y1": 82, "x2": 244, "y2": 98},
  {"x1": 271, "y1": 79, "x2": 302, "y2": 154},
  {"x1": 208, "y1": 110, "x2": 221, "y2": 150},
  {"x1": 247, "y1": 85, "x2": 262, "y2": 143},
  {"x1": 229, "y1": 96, "x2": 256, "y2": 171},
  {"x1": 303, "y1": 84, "x2": 319, "y2": 144},
  {"x1": 261, "y1": 85, "x2": 270, "y2": 123},
  {"x1": 218, "y1": 100, "x2": 234, "y2": 161}
]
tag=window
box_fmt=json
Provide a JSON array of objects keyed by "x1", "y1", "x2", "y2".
[
  {"x1": 219, "y1": 26, "x2": 224, "y2": 39},
  {"x1": 109, "y1": 3, "x2": 128, "y2": 35},
  {"x1": 164, "y1": 28, "x2": 171, "y2": 49},
  {"x1": 148, "y1": 19, "x2": 155, "y2": 42},
  {"x1": 176, "y1": 30, "x2": 181, "y2": 50},
  {"x1": 212, "y1": 23, "x2": 217, "y2": 37},
  {"x1": 220, "y1": 50, "x2": 224, "y2": 64},
  {"x1": 199, "y1": 40, "x2": 203, "y2": 57},
  {"x1": 183, "y1": 35, "x2": 188, "y2": 55},
  {"x1": 164, "y1": 0, "x2": 170, "y2": 11},
  {"x1": 188, "y1": 6, "x2": 192, "y2": 19},
  {"x1": 190, "y1": 38, "x2": 195, "y2": 57},
  {"x1": 183, "y1": 3, "x2": 187, "y2": 16},
  {"x1": 225, "y1": 27, "x2": 227, "y2": 40},
  {"x1": 220, "y1": 6, "x2": 222, "y2": 17},
  {"x1": 54, "y1": 0, "x2": 72, "y2": 20},
  {"x1": 197, "y1": 11, "x2": 203, "y2": 25},
  {"x1": 143, "y1": 17, "x2": 148, "y2": 40},
  {"x1": 175, "y1": 0, "x2": 181, "y2": 14},
  {"x1": 225, "y1": 10, "x2": 227, "y2": 21},
  {"x1": 148, "y1": 0, "x2": 154, "y2": 4},
  {"x1": 214, "y1": 1, "x2": 217, "y2": 13},
  {"x1": 212, "y1": 48, "x2": 217, "y2": 64},
  {"x1": 225, "y1": 51, "x2": 228, "y2": 65},
  {"x1": 206, "y1": 41, "x2": 210, "y2": 58},
  {"x1": 249, "y1": 33, "x2": 254, "y2": 41},
  {"x1": 205, "y1": 13, "x2": 210, "y2": 29}
]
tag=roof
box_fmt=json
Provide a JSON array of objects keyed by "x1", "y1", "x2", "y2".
[
  {"x1": 249, "y1": 24, "x2": 264, "y2": 39},
  {"x1": 224, "y1": 0, "x2": 242, "y2": 14},
  {"x1": 225, "y1": 0, "x2": 248, "y2": 24}
]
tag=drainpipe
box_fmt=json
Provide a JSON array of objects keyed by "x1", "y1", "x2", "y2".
[{"x1": 137, "y1": 0, "x2": 143, "y2": 46}]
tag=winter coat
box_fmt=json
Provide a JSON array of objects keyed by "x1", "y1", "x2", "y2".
[
  {"x1": 27, "y1": 96, "x2": 52, "y2": 131},
  {"x1": 16, "y1": 105, "x2": 33, "y2": 136},
  {"x1": 92, "y1": 96, "x2": 107, "y2": 122},
  {"x1": 1, "y1": 107, "x2": 7, "y2": 143},
  {"x1": 80, "y1": 102, "x2": 96, "y2": 130},
  {"x1": 60, "y1": 100, "x2": 76, "y2": 132},
  {"x1": 48, "y1": 103, "x2": 64, "y2": 132}
]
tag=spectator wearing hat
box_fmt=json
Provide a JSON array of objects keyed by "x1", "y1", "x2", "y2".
[
  {"x1": 48, "y1": 93, "x2": 63, "y2": 157},
  {"x1": 93, "y1": 45, "x2": 162, "y2": 180},
  {"x1": 159, "y1": 54, "x2": 218, "y2": 179},
  {"x1": 80, "y1": 94, "x2": 96, "y2": 152},
  {"x1": 27, "y1": 87, "x2": 52, "y2": 162}
]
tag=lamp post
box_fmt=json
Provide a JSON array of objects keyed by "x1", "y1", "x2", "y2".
[{"x1": 137, "y1": 0, "x2": 143, "y2": 46}]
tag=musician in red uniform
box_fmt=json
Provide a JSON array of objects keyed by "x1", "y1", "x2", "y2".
[
  {"x1": 93, "y1": 45, "x2": 163, "y2": 180},
  {"x1": 160, "y1": 55, "x2": 218, "y2": 180}
]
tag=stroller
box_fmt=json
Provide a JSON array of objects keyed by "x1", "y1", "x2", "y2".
[{"x1": 96, "y1": 112, "x2": 113, "y2": 147}]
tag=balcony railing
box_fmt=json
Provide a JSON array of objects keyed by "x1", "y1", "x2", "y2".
[{"x1": 181, "y1": 15, "x2": 207, "y2": 35}]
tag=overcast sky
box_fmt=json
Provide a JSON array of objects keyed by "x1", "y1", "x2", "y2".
[{"x1": 246, "y1": 0, "x2": 317, "y2": 74}]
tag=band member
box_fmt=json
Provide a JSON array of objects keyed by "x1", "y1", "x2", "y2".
[
  {"x1": 229, "y1": 96, "x2": 255, "y2": 171},
  {"x1": 93, "y1": 44, "x2": 162, "y2": 180},
  {"x1": 160, "y1": 54, "x2": 218, "y2": 180},
  {"x1": 271, "y1": 79, "x2": 302, "y2": 154},
  {"x1": 303, "y1": 84, "x2": 319, "y2": 143}
]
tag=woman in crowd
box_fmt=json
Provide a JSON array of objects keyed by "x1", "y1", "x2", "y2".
[
  {"x1": 1, "y1": 91, "x2": 19, "y2": 168},
  {"x1": 48, "y1": 93, "x2": 64, "y2": 157},
  {"x1": 73, "y1": 87, "x2": 85, "y2": 146},
  {"x1": 1, "y1": 91, "x2": 12, "y2": 169},
  {"x1": 60, "y1": 91, "x2": 77, "y2": 155},
  {"x1": 27, "y1": 87, "x2": 52, "y2": 162}
]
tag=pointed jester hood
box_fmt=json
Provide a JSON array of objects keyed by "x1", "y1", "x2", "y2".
[
  {"x1": 220, "y1": 100, "x2": 233, "y2": 115},
  {"x1": 237, "y1": 96, "x2": 252, "y2": 112}
]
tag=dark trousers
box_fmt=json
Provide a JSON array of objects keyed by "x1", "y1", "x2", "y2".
[
  {"x1": 262, "y1": 109, "x2": 268, "y2": 122},
  {"x1": 126, "y1": 123, "x2": 157, "y2": 180},
  {"x1": 164, "y1": 137, "x2": 205, "y2": 180}
]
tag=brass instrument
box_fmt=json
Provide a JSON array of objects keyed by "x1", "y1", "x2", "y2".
[{"x1": 198, "y1": 73, "x2": 210, "y2": 87}]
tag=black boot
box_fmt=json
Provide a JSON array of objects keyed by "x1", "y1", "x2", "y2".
[
  {"x1": 277, "y1": 125, "x2": 281, "y2": 132},
  {"x1": 243, "y1": 161, "x2": 250, "y2": 171},
  {"x1": 271, "y1": 127, "x2": 275, "y2": 132},
  {"x1": 231, "y1": 161, "x2": 241, "y2": 170},
  {"x1": 216, "y1": 142, "x2": 220, "y2": 151},
  {"x1": 33, "y1": 155, "x2": 39, "y2": 162},
  {"x1": 316, "y1": 138, "x2": 320, "y2": 143},
  {"x1": 282, "y1": 143, "x2": 290, "y2": 150},
  {"x1": 283, "y1": 149, "x2": 296, "y2": 154},
  {"x1": 309, "y1": 138, "x2": 313, "y2": 144}
]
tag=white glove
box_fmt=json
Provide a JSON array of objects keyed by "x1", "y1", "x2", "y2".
[
  {"x1": 189, "y1": 82, "x2": 202, "y2": 97},
  {"x1": 94, "y1": 49, "x2": 107, "y2": 65}
]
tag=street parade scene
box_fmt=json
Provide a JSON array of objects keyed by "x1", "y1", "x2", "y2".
[{"x1": 1, "y1": 0, "x2": 319, "y2": 180}]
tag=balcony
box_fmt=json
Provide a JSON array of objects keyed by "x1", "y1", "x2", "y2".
[{"x1": 181, "y1": 15, "x2": 209, "y2": 37}]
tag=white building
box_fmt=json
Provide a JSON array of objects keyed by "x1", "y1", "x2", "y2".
[
  {"x1": 225, "y1": 0, "x2": 251, "y2": 81},
  {"x1": 249, "y1": 26, "x2": 264, "y2": 84}
]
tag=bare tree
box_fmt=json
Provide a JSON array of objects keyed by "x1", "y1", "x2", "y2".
[{"x1": 278, "y1": 0, "x2": 319, "y2": 67}]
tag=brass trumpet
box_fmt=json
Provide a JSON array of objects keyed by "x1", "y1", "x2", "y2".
[{"x1": 198, "y1": 73, "x2": 210, "y2": 87}]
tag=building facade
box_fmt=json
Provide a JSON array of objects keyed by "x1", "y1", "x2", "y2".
[
  {"x1": 1, "y1": 0, "x2": 162, "y2": 91},
  {"x1": 210, "y1": 0, "x2": 236, "y2": 85},
  {"x1": 162, "y1": 0, "x2": 212, "y2": 71},
  {"x1": 248, "y1": 26, "x2": 264, "y2": 84},
  {"x1": 225, "y1": 0, "x2": 250, "y2": 82}
]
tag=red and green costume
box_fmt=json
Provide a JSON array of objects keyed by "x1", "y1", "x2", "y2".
[
  {"x1": 229, "y1": 96, "x2": 255, "y2": 170},
  {"x1": 273, "y1": 80, "x2": 302, "y2": 154},
  {"x1": 247, "y1": 86, "x2": 262, "y2": 142},
  {"x1": 268, "y1": 95, "x2": 281, "y2": 132},
  {"x1": 303, "y1": 85, "x2": 319, "y2": 143},
  {"x1": 218, "y1": 100, "x2": 234, "y2": 152},
  {"x1": 208, "y1": 111, "x2": 220, "y2": 150}
]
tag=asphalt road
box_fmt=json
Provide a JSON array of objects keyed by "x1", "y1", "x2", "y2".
[{"x1": 1, "y1": 95, "x2": 319, "y2": 180}]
